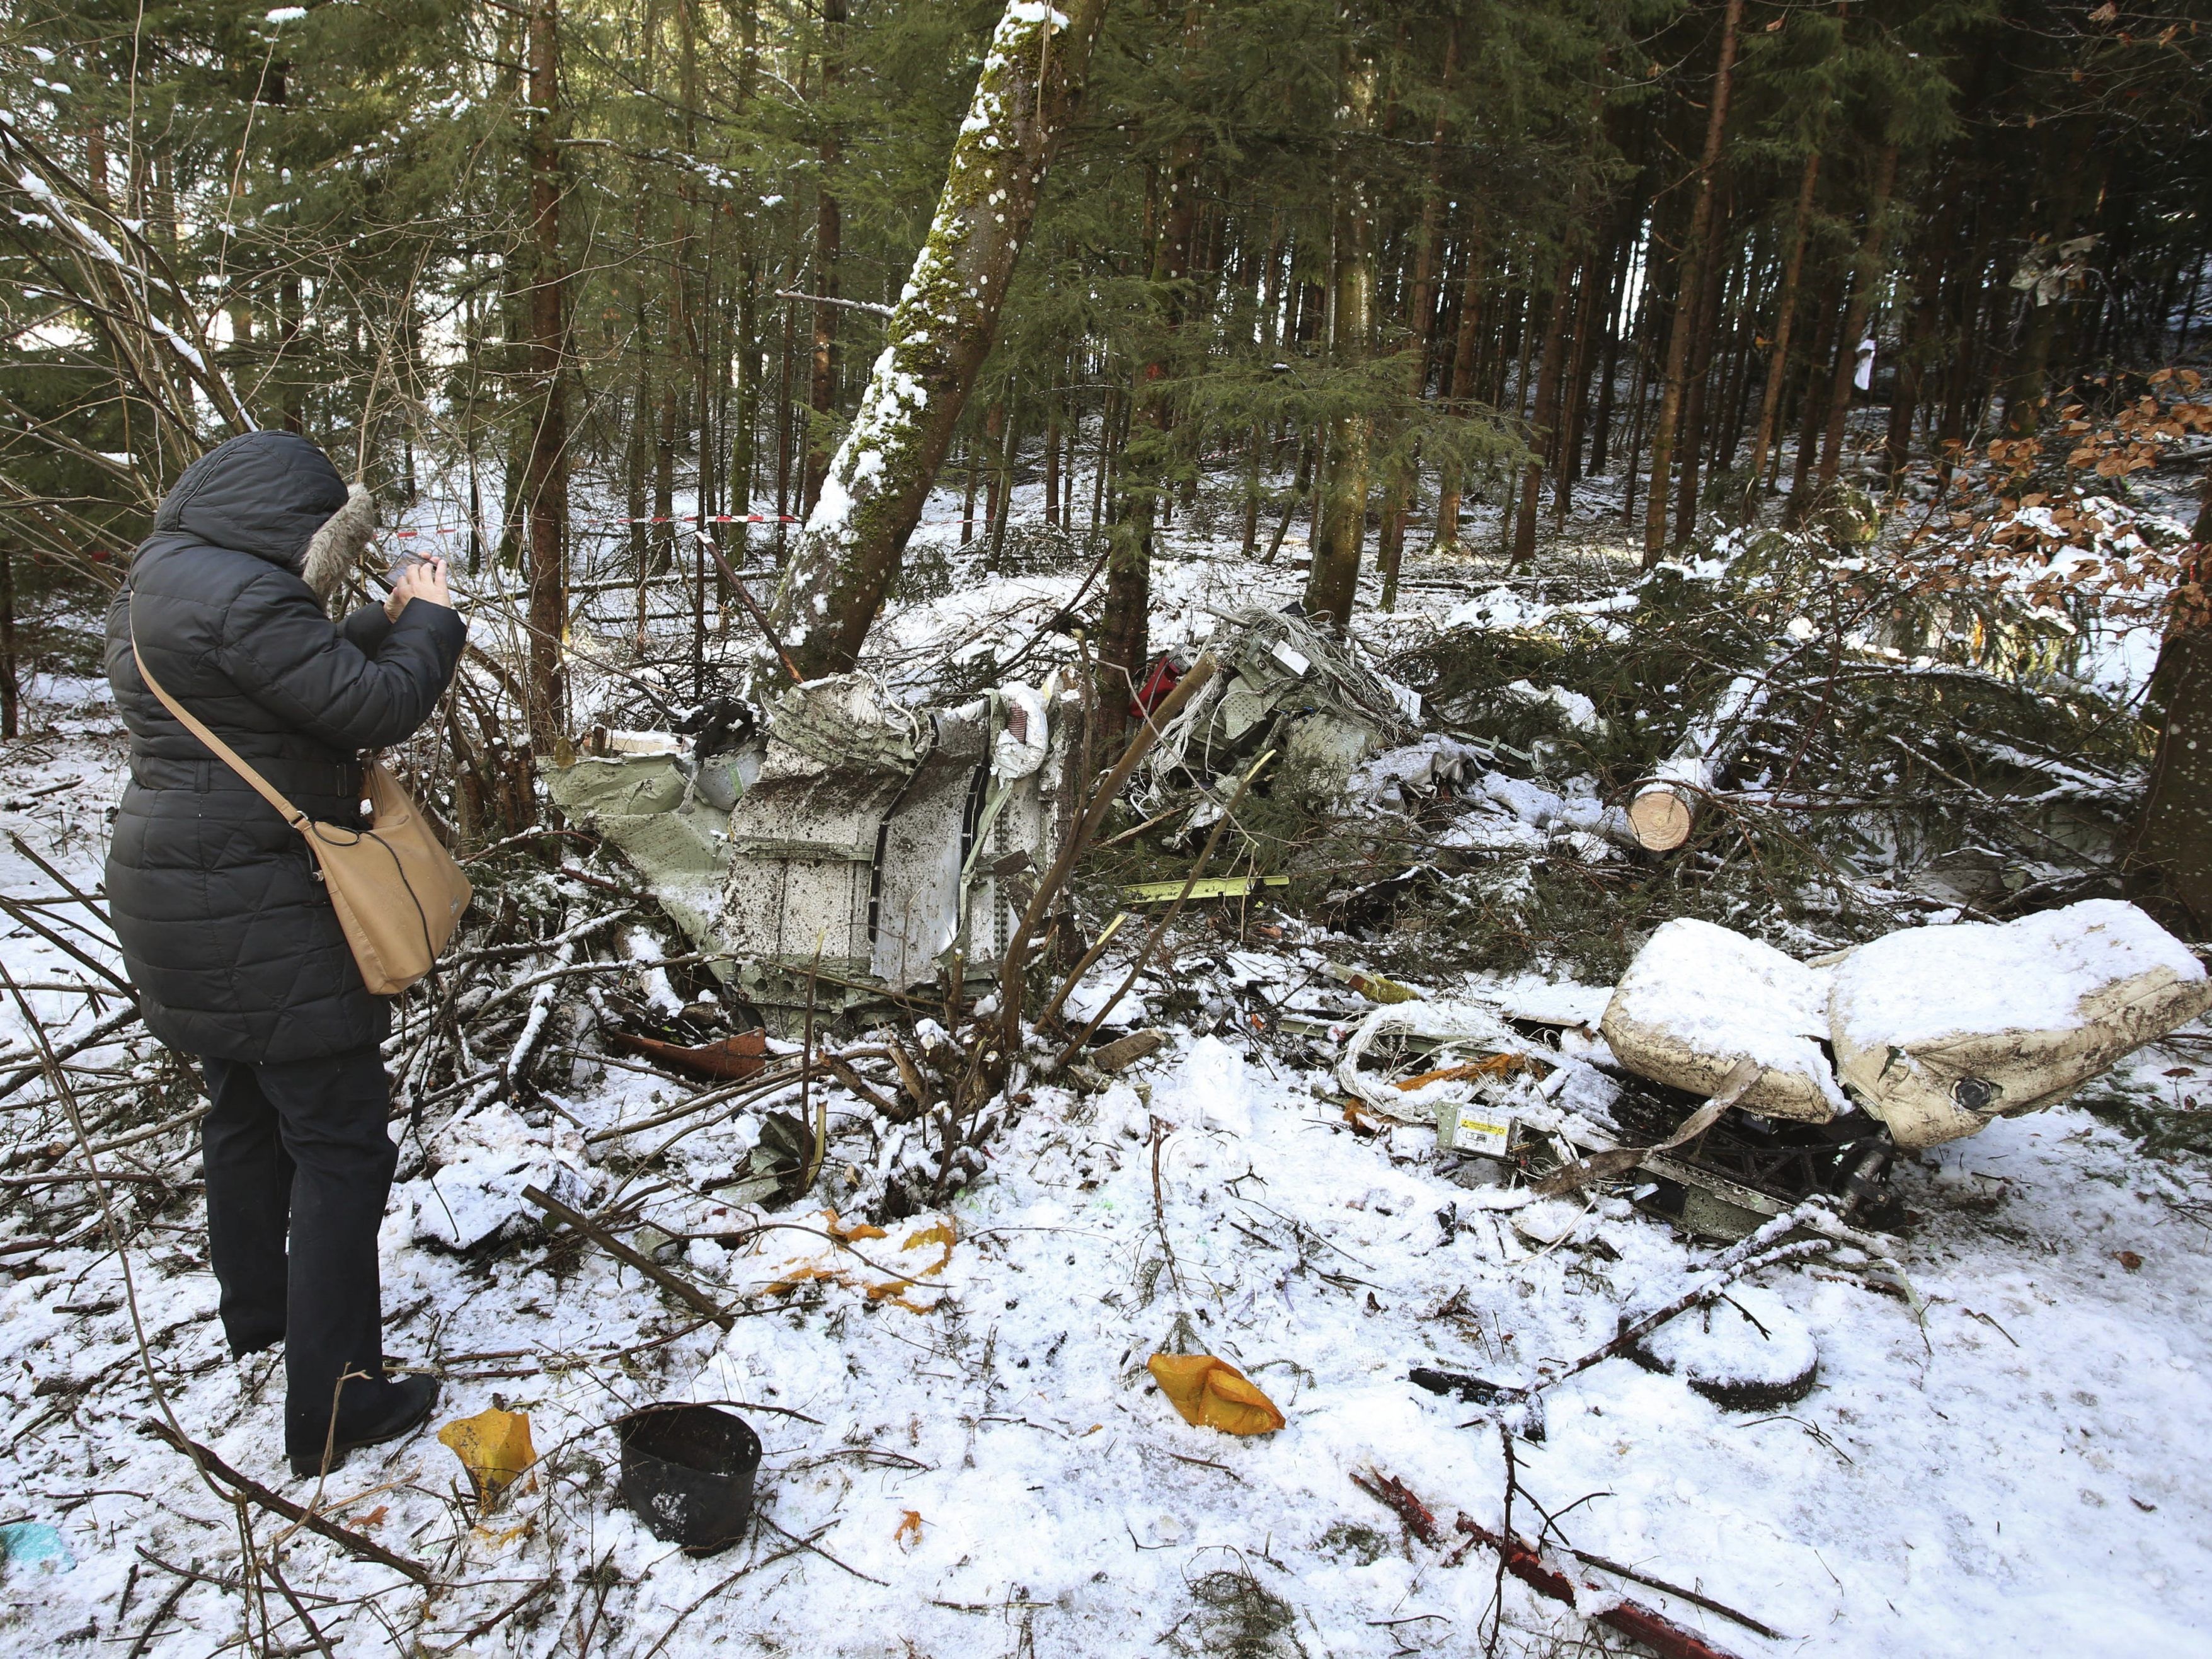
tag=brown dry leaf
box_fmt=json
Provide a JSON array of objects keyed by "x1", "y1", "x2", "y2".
[
  {"x1": 353, "y1": 1505, "x2": 388, "y2": 1531},
  {"x1": 1147, "y1": 1354, "x2": 1286, "y2": 1436},
  {"x1": 2116, "y1": 1249, "x2": 2145, "y2": 1272},
  {"x1": 895, "y1": 1510, "x2": 924, "y2": 1549},
  {"x1": 437, "y1": 1407, "x2": 538, "y2": 1507},
  {"x1": 757, "y1": 1210, "x2": 956, "y2": 1312}
]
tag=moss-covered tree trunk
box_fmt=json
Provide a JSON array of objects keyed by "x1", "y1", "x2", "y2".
[{"x1": 768, "y1": 0, "x2": 1109, "y2": 680}]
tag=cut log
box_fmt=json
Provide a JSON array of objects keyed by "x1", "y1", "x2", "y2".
[{"x1": 1627, "y1": 669, "x2": 1774, "y2": 851}]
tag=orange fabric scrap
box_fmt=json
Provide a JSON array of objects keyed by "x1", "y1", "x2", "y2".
[
  {"x1": 1147, "y1": 1354, "x2": 1286, "y2": 1436},
  {"x1": 1395, "y1": 1053, "x2": 1547, "y2": 1091}
]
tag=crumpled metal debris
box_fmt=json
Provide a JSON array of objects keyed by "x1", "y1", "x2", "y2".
[
  {"x1": 547, "y1": 669, "x2": 1078, "y2": 1011},
  {"x1": 1135, "y1": 606, "x2": 1423, "y2": 817}
]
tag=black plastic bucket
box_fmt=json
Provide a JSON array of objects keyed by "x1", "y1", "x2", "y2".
[{"x1": 615, "y1": 1404, "x2": 762, "y2": 1555}]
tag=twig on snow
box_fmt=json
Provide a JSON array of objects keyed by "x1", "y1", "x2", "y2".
[
  {"x1": 140, "y1": 1418, "x2": 434, "y2": 1585},
  {"x1": 520, "y1": 1184, "x2": 735, "y2": 1330}
]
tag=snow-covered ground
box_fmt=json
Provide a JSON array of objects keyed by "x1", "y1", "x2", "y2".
[{"x1": 1, "y1": 659, "x2": 2209, "y2": 1658}]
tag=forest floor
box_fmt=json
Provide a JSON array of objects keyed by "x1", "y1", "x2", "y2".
[{"x1": 1, "y1": 440, "x2": 2209, "y2": 1658}]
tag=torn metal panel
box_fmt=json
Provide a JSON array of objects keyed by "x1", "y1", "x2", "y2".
[
  {"x1": 544, "y1": 752, "x2": 732, "y2": 966},
  {"x1": 872, "y1": 699, "x2": 991, "y2": 989},
  {"x1": 723, "y1": 728, "x2": 914, "y2": 980},
  {"x1": 546, "y1": 669, "x2": 1077, "y2": 1009}
]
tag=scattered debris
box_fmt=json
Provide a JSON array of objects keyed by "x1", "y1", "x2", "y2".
[
  {"x1": 605, "y1": 1028, "x2": 770, "y2": 1081},
  {"x1": 1601, "y1": 920, "x2": 1849, "y2": 1122},
  {"x1": 0, "y1": 1520, "x2": 74, "y2": 1576},
  {"x1": 437, "y1": 1406, "x2": 539, "y2": 1508},
  {"x1": 1146, "y1": 1353, "x2": 1287, "y2": 1435},
  {"x1": 1134, "y1": 606, "x2": 1423, "y2": 817},
  {"x1": 547, "y1": 667, "x2": 1081, "y2": 1022},
  {"x1": 1829, "y1": 898, "x2": 2212, "y2": 1146}
]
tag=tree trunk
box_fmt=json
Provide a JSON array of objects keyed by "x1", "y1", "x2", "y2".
[
  {"x1": 961, "y1": 438, "x2": 980, "y2": 546},
  {"x1": 1814, "y1": 144, "x2": 1898, "y2": 494},
  {"x1": 627, "y1": 347, "x2": 651, "y2": 645},
  {"x1": 1511, "y1": 263, "x2": 1573, "y2": 566},
  {"x1": 1672, "y1": 227, "x2": 1730, "y2": 542},
  {"x1": 1100, "y1": 3, "x2": 1206, "y2": 726},
  {"x1": 520, "y1": 0, "x2": 569, "y2": 747},
  {"x1": 1043, "y1": 393, "x2": 1062, "y2": 528},
  {"x1": 1641, "y1": 0, "x2": 1743, "y2": 568},
  {"x1": 1745, "y1": 147, "x2": 1819, "y2": 497},
  {"x1": 0, "y1": 544, "x2": 17, "y2": 742},
  {"x1": 990, "y1": 389, "x2": 1018, "y2": 564},
  {"x1": 1882, "y1": 248, "x2": 1942, "y2": 480},
  {"x1": 1784, "y1": 265, "x2": 1845, "y2": 522},
  {"x1": 982, "y1": 399, "x2": 1008, "y2": 541},
  {"x1": 731, "y1": 0, "x2": 760, "y2": 561},
  {"x1": 1303, "y1": 38, "x2": 1379, "y2": 631},
  {"x1": 1377, "y1": 19, "x2": 1457, "y2": 611},
  {"x1": 804, "y1": 0, "x2": 845, "y2": 515},
  {"x1": 2129, "y1": 488, "x2": 2212, "y2": 935},
  {"x1": 769, "y1": 0, "x2": 1109, "y2": 678},
  {"x1": 1587, "y1": 227, "x2": 1626, "y2": 476},
  {"x1": 1434, "y1": 224, "x2": 1486, "y2": 549}
]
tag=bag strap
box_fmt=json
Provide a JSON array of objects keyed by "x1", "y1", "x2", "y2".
[{"x1": 128, "y1": 601, "x2": 309, "y2": 831}]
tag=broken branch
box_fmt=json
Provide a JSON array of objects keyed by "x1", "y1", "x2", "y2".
[
  {"x1": 1049, "y1": 747, "x2": 1275, "y2": 1070},
  {"x1": 521, "y1": 1183, "x2": 735, "y2": 1330},
  {"x1": 997, "y1": 651, "x2": 1221, "y2": 1051},
  {"x1": 1452, "y1": 1512, "x2": 1748, "y2": 1659}
]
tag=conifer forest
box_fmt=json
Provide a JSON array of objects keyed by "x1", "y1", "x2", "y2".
[{"x1": 3, "y1": 2, "x2": 2212, "y2": 1655}]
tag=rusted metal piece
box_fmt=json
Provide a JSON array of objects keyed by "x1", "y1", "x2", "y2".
[{"x1": 604, "y1": 1029, "x2": 770, "y2": 1081}]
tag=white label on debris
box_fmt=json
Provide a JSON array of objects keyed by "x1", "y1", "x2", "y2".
[
  {"x1": 1441, "y1": 1102, "x2": 1515, "y2": 1157},
  {"x1": 1271, "y1": 640, "x2": 1312, "y2": 677}
]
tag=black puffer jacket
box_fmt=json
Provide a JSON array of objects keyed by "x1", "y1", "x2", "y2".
[{"x1": 104, "y1": 432, "x2": 467, "y2": 1063}]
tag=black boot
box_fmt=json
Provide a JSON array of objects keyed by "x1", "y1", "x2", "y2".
[{"x1": 289, "y1": 1372, "x2": 440, "y2": 1478}]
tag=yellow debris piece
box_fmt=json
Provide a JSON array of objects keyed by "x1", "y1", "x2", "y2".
[
  {"x1": 1147, "y1": 1354, "x2": 1286, "y2": 1436},
  {"x1": 437, "y1": 1407, "x2": 538, "y2": 1507}
]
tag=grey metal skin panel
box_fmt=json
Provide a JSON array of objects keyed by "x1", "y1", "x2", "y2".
[
  {"x1": 543, "y1": 754, "x2": 736, "y2": 975},
  {"x1": 963, "y1": 687, "x2": 1079, "y2": 967},
  {"x1": 551, "y1": 679, "x2": 1080, "y2": 1004},
  {"x1": 721, "y1": 741, "x2": 908, "y2": 977},
  {"x1": 872, "y1": 702, "x2": 991, "y2": 990}
]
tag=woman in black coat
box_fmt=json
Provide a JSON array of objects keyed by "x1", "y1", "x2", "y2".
[{"x1": 105, "y1": 430, "x2": 467, "y2": 1476}]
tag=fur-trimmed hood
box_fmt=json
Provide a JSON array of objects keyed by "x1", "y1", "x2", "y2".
[
  {"x1": 146, "y1": 431, "x2": 373, "y2": 604},
  {"x1": 299, "y1": 481, "x2": 375, "y2": 603}
]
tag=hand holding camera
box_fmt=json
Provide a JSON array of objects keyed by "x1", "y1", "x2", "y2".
[{"x1": 385, "y1": 552, "x2": 453, "y2": 622}]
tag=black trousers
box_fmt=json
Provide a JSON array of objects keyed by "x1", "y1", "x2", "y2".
[{"x1": 199, "y1": 1045, "x2": 397, "y2": 1455}]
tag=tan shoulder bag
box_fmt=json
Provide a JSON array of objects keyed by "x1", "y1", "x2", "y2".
[{"x1": 130, "y1": 613, "x2": 473, "y2": 996}]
